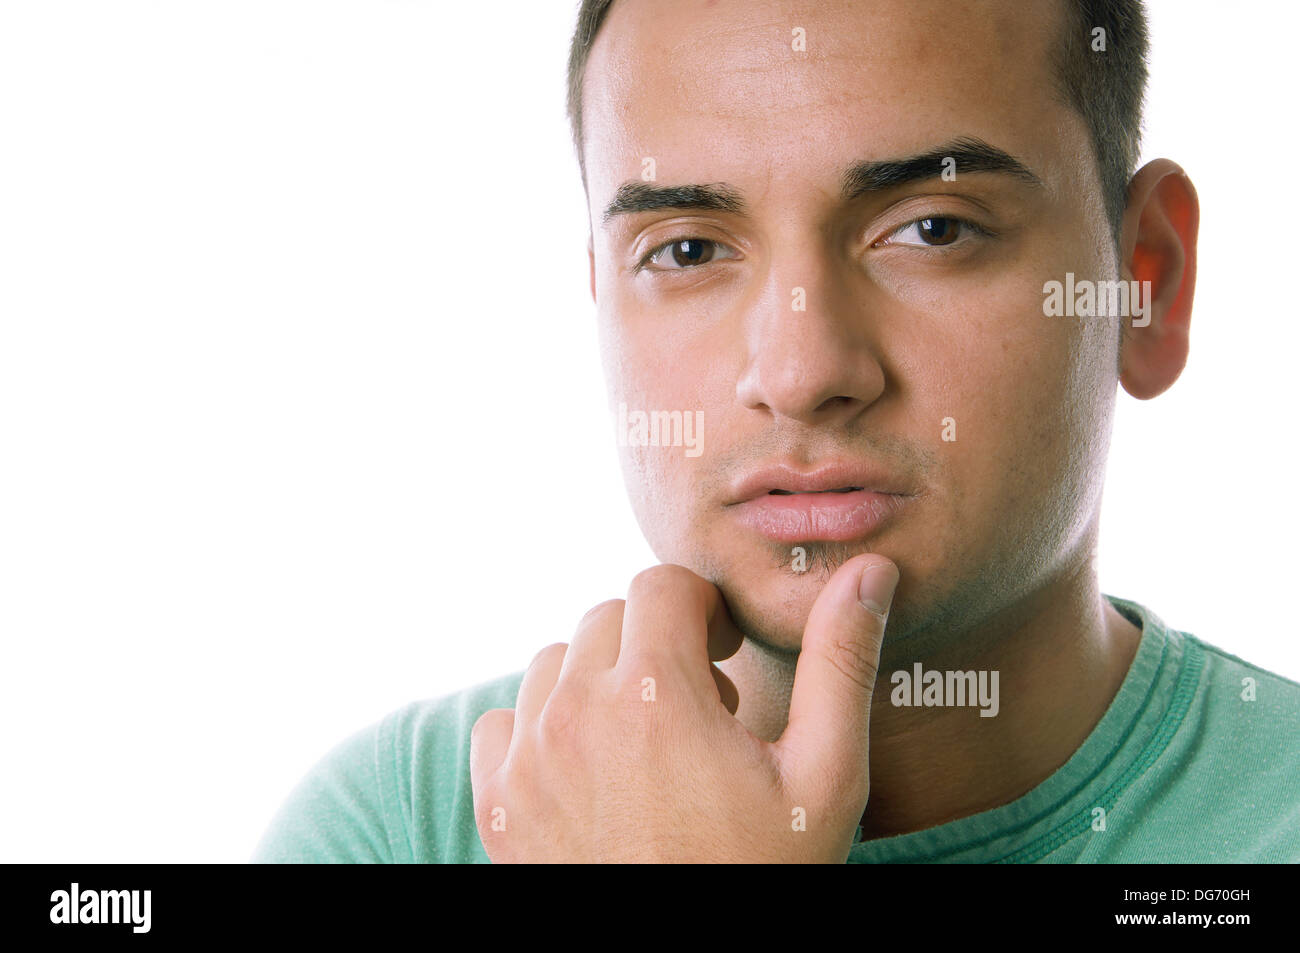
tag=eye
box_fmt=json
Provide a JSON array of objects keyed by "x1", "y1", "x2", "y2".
[
  {"x1": 640, "y1": 237, "x2": 738, "y2": 272},
  {"x1": 875, "y1": 216, "x2": 986, "y2": 248}
]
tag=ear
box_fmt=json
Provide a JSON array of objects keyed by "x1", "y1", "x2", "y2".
[
  {"x1": 1117, "y1": 159, "x2": 1199, "y2": 400},
  {"x1": 587, "y1": 234, "x2": 597, "y2": 304}
]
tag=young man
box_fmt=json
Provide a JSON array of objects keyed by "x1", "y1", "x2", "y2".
[{"x1": 253, "y1": 0, "x2": 1300, "y2": 863}]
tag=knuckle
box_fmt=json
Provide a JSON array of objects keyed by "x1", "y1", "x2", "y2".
[
  {"x1": 537, "y1": 695, "x2": 584, "y2": 745},
  {"x1": 612, "y1": 666, "x2": 658, "y2": 707},
  {"x1": 609, "y1": 670, "x2": 673, "y2": 750},
  {"x1": 577, "y1": 598, "x2": 624, "y2": 630},
  {"x1": 627, "y1": 563, "x2": 697, "y2": 602},
  {"x1": 470, "y1": 707, "x2": 509, "y2": 743},
  {"x1": 826, "y1": 637, "x2": 880, "y2": 693},
  {"x1": 469, "y1": 710, "x2": 491, "y2": 743},
  {"x1": 529, "y1": 641, "x2": 568, "y2": 668}
]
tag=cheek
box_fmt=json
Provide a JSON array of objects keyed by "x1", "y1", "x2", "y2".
[
  {"x1": 908, "y1": 273, "x2": 1089, "y2": 541},
  {"x1": 600, "y1": 285, "x2": 705, "y2": 404},
  {"x1": 616, "y1": 443, "x2": 711, "y2": 563},
  {"x1": 899, "y1": 271, "x2": 1061, "y2": 447},
  {"x1": 975, "y1": 358, "x2": 1104, "y2": 577},
  {"x1": 603, "y1": 323, "x2": 718, "y2": 557}
]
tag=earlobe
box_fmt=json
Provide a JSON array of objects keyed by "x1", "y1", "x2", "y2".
[{"x1": 1118, "y1": 159, "x2": 1200, "y2": 400}]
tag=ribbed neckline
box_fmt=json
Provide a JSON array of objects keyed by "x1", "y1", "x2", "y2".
[{"x1": 846, "y1": 595, "x2": 1199, "y2": 863}]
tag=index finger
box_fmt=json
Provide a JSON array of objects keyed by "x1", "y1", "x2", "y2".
[{"x1": 616, "y1": 564, "x2": 745, "y2": 696}]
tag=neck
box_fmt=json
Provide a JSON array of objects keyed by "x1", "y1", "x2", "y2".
[{"x1": 719, "y1": 555, "x2": 1142, "y2": 841}]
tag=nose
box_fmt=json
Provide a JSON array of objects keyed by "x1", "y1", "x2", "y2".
[{"x1": 735, "y1": 244, "x2": 887, "y2": 426}]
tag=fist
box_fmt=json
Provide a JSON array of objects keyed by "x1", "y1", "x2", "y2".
[{"x1": 469, "y1": 554, "x2": 899, "y2": 863}]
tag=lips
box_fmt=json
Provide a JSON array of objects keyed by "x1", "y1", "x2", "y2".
[
  {"x1": 728, "y1": 461, "x2": 909, "y2": 504},
  {"x1": 767, "y1": 486, "x2": 863, "y2": 495},
  {"x1": 727, "y1": 462, "x2": 915, "y2": 542}
]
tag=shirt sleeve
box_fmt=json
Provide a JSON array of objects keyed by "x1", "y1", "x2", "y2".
[
  {"x1": 250, "y1": 718, "x2": 396, "y2": 864},
  {"x1": 251, "y1": 670, "x2": 527, "y2": 864}
]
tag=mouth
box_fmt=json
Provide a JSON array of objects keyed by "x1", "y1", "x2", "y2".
[
  {"x1": 728, "y1": 461, "x2": 911, "y2": 504},
  {"x1": 727, "y1": 462, "x2": 915, "y2": 542},
  {"x1": 767, "y1": 486, "x2": 865, "y2": 495}
]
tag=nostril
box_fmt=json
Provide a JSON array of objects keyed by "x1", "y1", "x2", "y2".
[{"x1": 816, "y1": 395, "x2": 859, "y2": 414}]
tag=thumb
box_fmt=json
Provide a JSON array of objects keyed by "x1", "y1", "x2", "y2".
[{"x1": 776, "y1": 554, "x2": 898, "y2": 797}]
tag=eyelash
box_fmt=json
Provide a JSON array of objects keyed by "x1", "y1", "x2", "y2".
[
  {"x1": 636, "y1": 214, "x2": 991, "y2": 273},
  {"x1": 635, "y1": 237, "x2": 735, "y2": 273},
  {"x1": 874, "y1": 215, "x2": 992, "y2": 249}
]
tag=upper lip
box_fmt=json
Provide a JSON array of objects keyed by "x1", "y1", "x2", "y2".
[{"x1": 727, "y1": 460, "x2": 913, "y2": 505}]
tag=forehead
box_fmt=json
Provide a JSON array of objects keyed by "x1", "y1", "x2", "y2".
[{"x1": 581, "y1": 0, "x2": 1077, "y2": 210}]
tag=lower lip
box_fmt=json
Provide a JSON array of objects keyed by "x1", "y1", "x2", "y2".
[{"x1": 730, "y1": 490, "x2": 912, "y2": 543}]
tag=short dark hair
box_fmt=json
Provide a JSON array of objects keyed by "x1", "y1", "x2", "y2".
[{"x1": 565, "y1": 0, "x2": 1148, "y2": 243}]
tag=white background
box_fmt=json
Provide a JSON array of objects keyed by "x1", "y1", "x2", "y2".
[{"x1": 1, "y1": 0, "x2": 1295, "y2": 863}]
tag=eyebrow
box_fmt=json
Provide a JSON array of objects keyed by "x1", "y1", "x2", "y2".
[
  {"x1": 601, "y1": 182, "x2": 745, "y2": 226},
  {"x1": 840, "y1": 136, "x2": 1043, "y2": 201},
  {"x1": 599, "y1": 136, "x2": 1042, "y2": 226}
]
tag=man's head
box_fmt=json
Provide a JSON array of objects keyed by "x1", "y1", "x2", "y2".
[{"x1": 570, "y1": 0, "x2": 1196, "y2": 659}]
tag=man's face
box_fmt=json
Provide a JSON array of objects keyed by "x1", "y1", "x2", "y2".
[{"x1": 583, "y1": 0, "x2": 1123, "y2": 655}]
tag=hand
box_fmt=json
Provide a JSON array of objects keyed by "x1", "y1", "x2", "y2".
[{"x1": 468, "y1": 554, "x2": 900, "y2": 863}]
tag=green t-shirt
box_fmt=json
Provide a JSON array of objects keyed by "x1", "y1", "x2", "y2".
[{"x1": 251, "y1": 596, "x2": 1300, "y2": 863}]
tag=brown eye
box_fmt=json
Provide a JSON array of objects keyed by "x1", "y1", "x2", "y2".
[
  {"x1": 670, "y1": 239, "x2": 716, "y2": 266},
  {"x1": 642, "y1": 237, "x2": 738, "y2": 272},
  {"x1": 875, "y1": 215, "x2": 986, "y2": 250},
  {"x1": 917, "y1": 217, "x2": 960, "y2": 245}
]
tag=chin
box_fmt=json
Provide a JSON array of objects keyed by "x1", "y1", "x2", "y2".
[{"x1": 711, "y1": 563, "x2": 830, "y2": 652}]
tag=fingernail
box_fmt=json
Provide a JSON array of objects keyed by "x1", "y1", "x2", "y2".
[{"x1": 857, "y1": 560, "x2": 899, "y2": 615}]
